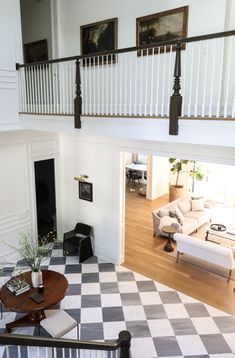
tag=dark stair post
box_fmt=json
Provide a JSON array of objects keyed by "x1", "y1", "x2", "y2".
[
  {"x1": 119, "y1": 330, "x2": 131, "y2": 358},
  {"x1": 74, "y1": 59, "x2": 82, "y2": 128},
  {"x1": 169, "y1": 41, "x2": 182, "y2": 135}
]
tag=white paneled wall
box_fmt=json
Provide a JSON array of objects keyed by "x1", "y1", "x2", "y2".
[
  {"x1": 60, "y1": 134, "x2": 120, "y2": 263},
  {"x1": 0, "y1": 132, "x2": 60, "y2": 262}
]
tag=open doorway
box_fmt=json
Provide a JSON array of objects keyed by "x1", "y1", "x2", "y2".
[{"x1": 34, "y1": 159, "x2": 56, "y2": 242}]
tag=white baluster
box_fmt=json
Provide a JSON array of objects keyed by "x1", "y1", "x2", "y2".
[
  {"x1": 202, "y1": 41, "x2": 209, "y2": 117},
  {"x1": 149, "y1": 47, "x2": 155, "y2": 116},
  {"x1": 155, "y1": 47, "x2": 160, "y2": 115},
  {"x1": 209, "y1": 39, "x2": 216, "y2": 117},
  {"x1": 188, "y1": 44, "x2": 194, "y2": 116},
  {"x1": 134, "y1": 51, "x2": 138, "y2": 116},
  {"x1": 216, "y1": 38, "x2": 225, "y2": 117},
  {"x1": 161, "y1": 46, "x2": 166, "y2": 116},
  {"x1": 144, "y1": 48, "x2": 149, "y2": 116},
  {"x1": 167, "y1": 45, "x2": 173, "y2": 117},
  {"x1": 139, "y1": 49, "x2": 143, "y2": 115},
  {"x1": 224, "y1": 37, "x2": 233, "y2": 118}
]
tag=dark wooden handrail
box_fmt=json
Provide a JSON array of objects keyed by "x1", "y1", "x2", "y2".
[
  {"x1": 16, "y1": 29, "x2": 235, "y2": 68},
  {"x1": 0, "y1": 330, "x2": 131, "y2": 356}
]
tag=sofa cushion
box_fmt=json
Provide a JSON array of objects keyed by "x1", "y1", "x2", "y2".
[
  {"x1": 180, "y1": 217, "x2": 198, "y2": 234},
  {"x1": 169, "y1": 206, "x2": 185, "y2": 225},
  {"x1": 159, "y1": 216, "x2": 178, "y2": 230},
  {"x1": 184, "y1": 210, "x2": 210, "y2": 227},
  {"x1": 191, "y1": 199, "x2": 204, "y2": 211},
  {"x1": 178, "y1": 198, "x2": 191, "y2": 214},
  {"x1": 158, "y1": 208, "x2": 170, "y2": 218}
]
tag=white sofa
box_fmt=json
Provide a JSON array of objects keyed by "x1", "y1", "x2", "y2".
[
  {"x1": 174, "y1": 233, "x2": 235, "y2": 281},
  {"x1": 152, "y1": 195, "x2": 211, "y2": 237}
]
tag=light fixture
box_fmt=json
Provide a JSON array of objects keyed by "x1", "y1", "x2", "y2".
[{"x1": 74, "y1": 175, "x2": 89, "y2": 182}]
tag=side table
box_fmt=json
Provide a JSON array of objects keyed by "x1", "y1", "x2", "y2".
[{"x1": 161, "y1": 225, "x2": 177, "y2": 252}]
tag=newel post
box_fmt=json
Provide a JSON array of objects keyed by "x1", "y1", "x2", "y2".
[
  {"x1": 74, "y1": 59, "x2": 82, "y2": 129},
  {"x1": 119, "y1": 330, "x2": 131, "y2": 358},
  {"x1": 169, "y1": 41, "x2": 182, "y2": 135}
]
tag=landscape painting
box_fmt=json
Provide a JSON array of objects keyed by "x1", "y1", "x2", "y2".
[
  {"x1": 136, "y1": 6, "x2": 188, "y2": 54},
  {"x1": 80, "y1": 18, "x2": 118, "y2": 65}
]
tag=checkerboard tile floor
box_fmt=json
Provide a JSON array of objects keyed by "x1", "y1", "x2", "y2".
[{"x1": 0, "y1": 243, "x2": 235, "y2": 357}]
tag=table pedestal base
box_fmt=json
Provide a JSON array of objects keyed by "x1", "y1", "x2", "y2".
[
  {"x1": 5, "y1": 309, "x2": 46, "y2": 333},
  {"x1": 164, "y1": 236, "x2": 174, "y2": 252}
]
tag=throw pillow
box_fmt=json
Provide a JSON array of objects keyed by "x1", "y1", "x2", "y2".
[
  {"x1": 159, "y1": 216, "x2": 178, "y2": 230},
  {"x1": 191, "y1": 199, "x2": 204, "y2": 211},
  {"x1": 158, "y1": 208, "x2": 170, "y2": 218},
  {"x1": 178, "y1": 199, "x2": 191, "y2": 214},
  {"x1": 169, "y1": 206, "x2": 185, "y2": 225}
]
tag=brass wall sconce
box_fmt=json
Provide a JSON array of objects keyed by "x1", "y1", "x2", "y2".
[{"x1": 74, "y1": 175, "x2": 89, "y2": 182}]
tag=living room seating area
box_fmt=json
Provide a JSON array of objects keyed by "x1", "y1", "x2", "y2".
[{"x1": 152, "y1": 195, "x2": 212, "y2": 237}]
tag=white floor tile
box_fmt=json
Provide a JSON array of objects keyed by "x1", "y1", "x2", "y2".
[
  {"x1": 60, "y1": 295, "x2": 81, "y2": 309},
  {"x1": 177, "y1": 291, "x2": 199, "y2": 303},
  {"x1": 177, "y1": 335, "x2": 207, "y2": 355},
  {"x1": 118, "y1": 281, "x2": 138, "y2": 293},
  {"x1": 103, "y1": 321, "x2": 127, "y2": 340},
  {"x1": 82, "y1": 263, "x2": 99, "y2": 273},
  {"x1": 223, "y1": 333, "x2": 235, "y2": 352},
  {"x1": 99, "y1": 272, "x2": 117, "y2": 283},
  {"x1": 48, "y1": 265, "x2": 65, "y2": 274},
  {"x1": 65, "y1": 273, "x2": 81, "y2": 284},
  {"x1": 148, "y1": 318, "x2": 175, "y2": 337},
  {"x1": 123, "y1": 305, "x2": 146, "y2": 321},
  {"x1": 130, "y1": 337, "x2": 156, "y2": 358},
  {"x1": 164, "y1": 303, "x2": 189, "y2": 319},
  {"x1": 101, "y1": 293, "x2": 122, "y2": 307},
  {"x1": 155, "y1": 281, "x2": 174, "y2": 291},
  {"x1": 139, "y1": 291, "x2": 162, "y2": 305},
  {"x1": 81, "y1": 283, "x2": 100, "y2": 295},
  {"x1": 205, "y1": 304, "x2": 230, "y2": 317},
  {"x1": 51, "y1": 249, "x2": 63, "y2": 257},
  {"x1": 191, "y1": 317, "x2": 220, "y2": 334},
  {"x1": 80, "y1": 307, "x2": 103, "y2": 323},
  {"x1": 66, "y1": 256, "x2": 79, "y2": 264},
  {"x1": 133, "y1": 272, "x2": 152, "y2": 281}
]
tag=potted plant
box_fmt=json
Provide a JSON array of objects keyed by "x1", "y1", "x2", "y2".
[
  {"x1": 5, "y1": 232, "x2": 54, "y2": 288},
  {"x1": 189, "y1": 161, "x2": 204, "y2": 194},
  {"x1": 169, "y1": 158, "x2": 189, "y2": 201}
]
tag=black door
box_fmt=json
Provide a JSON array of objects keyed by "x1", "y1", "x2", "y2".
[{"x1": 34, "y1": 159, "x2": 56, "y2": 241}]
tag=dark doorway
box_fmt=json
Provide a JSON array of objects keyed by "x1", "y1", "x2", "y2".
[{"x1": 34, "y1": 159, "x2": 56, "y2": 241}]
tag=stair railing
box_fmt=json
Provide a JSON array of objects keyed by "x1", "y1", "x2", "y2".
[{"x1": 0, "y1": 330, "x2": 131, "y2": 358}]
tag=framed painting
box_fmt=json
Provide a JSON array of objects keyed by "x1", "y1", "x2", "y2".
[
  {"x1": 24, "y1": 39, "x2": 48, "y2": 64},
  {"x1": 136, "y1": 6, "x2": 188, "y2": 55},
  {"x1": 80, "y1": 17, "x2": 118, "y2": 65},
  {"x1": 79, "y1": 181, "x2": 93, "y2": 202}
]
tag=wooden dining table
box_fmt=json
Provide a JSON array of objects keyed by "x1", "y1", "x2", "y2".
[{"x1": 1, "y1": 269, "x2": 68, "y2": 333}]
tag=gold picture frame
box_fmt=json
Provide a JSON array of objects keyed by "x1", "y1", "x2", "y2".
[
  {"x1": 80, "y1": 18, "x2": 118, "y2": 66},
  {"x1": 136, "y1": 6, "x2": 188, "y2": 55}
]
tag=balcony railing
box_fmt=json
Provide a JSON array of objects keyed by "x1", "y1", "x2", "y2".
[{"x1": 16, "y1": 30, "x2": 235, "y2": 132}]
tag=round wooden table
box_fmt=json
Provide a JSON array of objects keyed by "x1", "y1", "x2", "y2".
[
  {"x1": 161, "y1": 225, "x2": 177, "y2": 252},
  {"x1": 1, "y1": 270, "x2": 68, "y2": 333}
]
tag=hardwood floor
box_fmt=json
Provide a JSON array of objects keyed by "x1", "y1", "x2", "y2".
[{"x1": 123, "y1": 184, "x2": 235, "y2": 315}]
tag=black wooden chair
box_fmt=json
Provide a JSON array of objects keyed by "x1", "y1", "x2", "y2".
[{"x1": 63, "y1": 223, "x2": 93, "y2": 263}]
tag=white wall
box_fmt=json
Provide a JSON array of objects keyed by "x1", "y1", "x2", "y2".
[
  {"x1": 0, "y1": 0, "x2": 22, "y2": 127},
  {"x1": 20, "y1": 0, "x2": 52, "y2": 59},
  {"x1": 59, "y1": 0, "x2": 227, "y2": 57},
  {"x1": 147, "y1": 156, "x2": 169, "y2": 200},
  {"x1": 60, "y1": 134, "x2": 120, "y2": 263}
]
